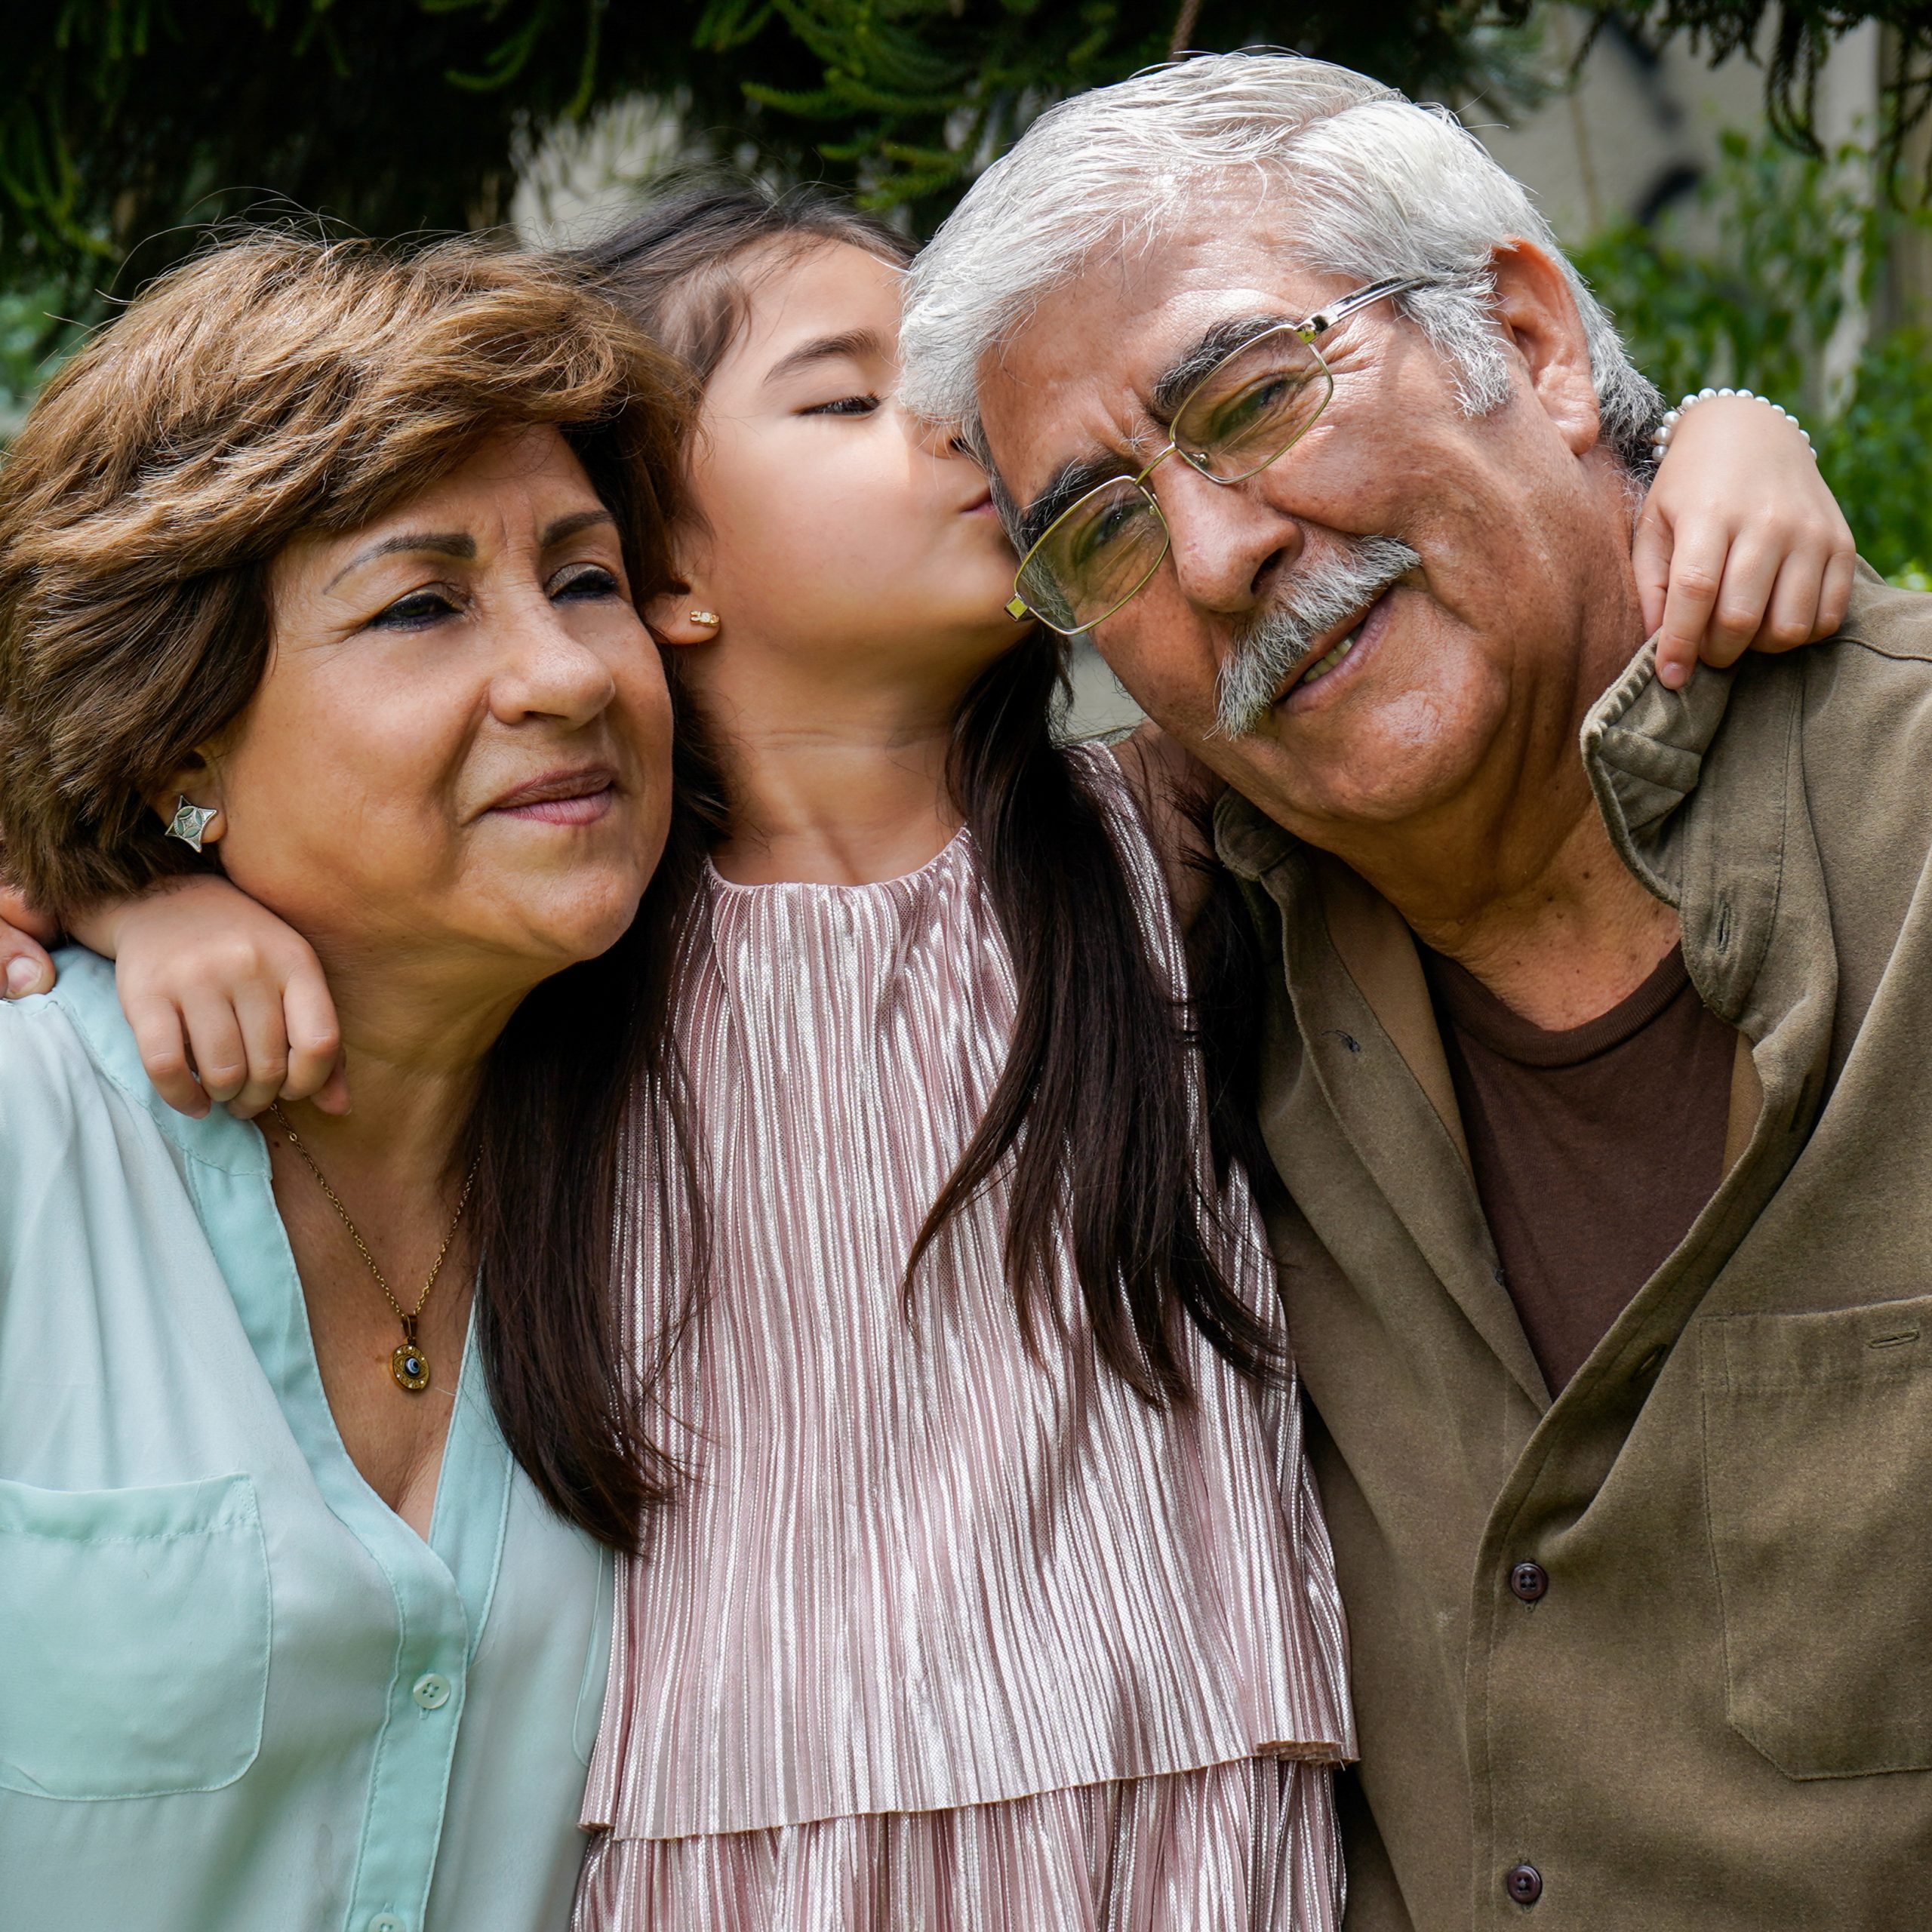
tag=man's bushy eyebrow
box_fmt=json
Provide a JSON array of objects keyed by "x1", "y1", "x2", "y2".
[
  {"x1": 1149, "y1": 313, "x2": 1295, "y2": 420},
  {"x1": 1017, "y1": 453, "x2": 1129, "y2": 552},
  {"x1": 1015, "y1": 312, "x2": 1297, "y2": 549}
]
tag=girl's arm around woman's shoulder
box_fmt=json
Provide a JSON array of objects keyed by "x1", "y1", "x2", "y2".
[{"x1": 0, "y1": 876, "x2": 346, "y2": 1119}]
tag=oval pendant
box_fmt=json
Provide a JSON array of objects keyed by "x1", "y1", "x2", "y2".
[{"x1": 391, "y1": 1341, "x2": 432, "y2": 1393}]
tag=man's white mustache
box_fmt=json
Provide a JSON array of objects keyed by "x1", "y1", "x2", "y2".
[{"x1": 1215, "y1": 537, "x2": 1422, "y2": 737}]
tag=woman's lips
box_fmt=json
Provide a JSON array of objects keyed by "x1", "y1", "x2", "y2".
[{"x1": 488, "y1": 766, "x2": 618, "y2": 825}]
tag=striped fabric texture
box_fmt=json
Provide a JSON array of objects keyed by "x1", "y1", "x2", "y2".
[{"x1": 577, "y1": 747, "x2": 1352, "y2": 1930}]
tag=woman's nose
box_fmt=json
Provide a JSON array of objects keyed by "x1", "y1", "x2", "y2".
[
  {"x1": 1157, "y1": 464, "x2": 1304, "y2": 616},
  {"x1": 488, "y1": 601, "x2": 620, "y2": 727}
]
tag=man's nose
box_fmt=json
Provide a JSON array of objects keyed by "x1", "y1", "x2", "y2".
[{"x1": 1155, "y1": 462, "x2": 1304, "y2": 614}]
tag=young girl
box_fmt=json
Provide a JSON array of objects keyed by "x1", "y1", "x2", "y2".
[{"x1": 0, "y1": 188, "x2": 1855, "y2": 1930}]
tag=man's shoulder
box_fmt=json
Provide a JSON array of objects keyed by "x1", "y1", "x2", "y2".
[
  {"x1": 1831, "y1": 565, "x2": 1932, "y2": 666},
  {"x1": 1780, "y1": 570, "x2": 1932, "y2": 812}
]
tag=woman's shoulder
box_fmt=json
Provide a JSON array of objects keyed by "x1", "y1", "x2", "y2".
[
  {"x1": 0, "y1": 949, "x2": 118, "y2": 1103},
  {"x1": 0, "y1": 949, "x2": 253, "y2": 1172}
]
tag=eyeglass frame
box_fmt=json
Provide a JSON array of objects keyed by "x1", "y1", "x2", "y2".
[{"x1": 1003, "y1": 275, "x2": 1439, "y2": 635}]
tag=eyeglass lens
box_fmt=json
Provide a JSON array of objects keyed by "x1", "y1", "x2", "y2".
[{"x1": 1019, "y1": 326, "x2": 1334, "y2": 631}]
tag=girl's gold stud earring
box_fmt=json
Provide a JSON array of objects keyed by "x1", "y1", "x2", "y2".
[{"x1": 689, "y1": 610, "x2": 720, "y2": 628}]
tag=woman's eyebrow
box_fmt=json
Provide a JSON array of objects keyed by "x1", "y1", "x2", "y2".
[
  {"x1": 762, "y1": 328, "x2": 886, "y2": 386},
  {"x1": 325, "y1": 531, "x2": 475, "y2": 592},
  {"x1": 542, "y1": 508, "x2": 618, "y2": 547}
]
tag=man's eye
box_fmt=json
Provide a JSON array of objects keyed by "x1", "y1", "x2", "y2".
[
  {"x1": 1068, "y1": 496, "x2": 1155, "y2": 569},
  {"x1": 552, "y1": 564, "x2": 622, "y2": 601},
  {"x1": 369, "y1": 588, "x2": 459, "y2": 630},
  {"x1": 801, "y1": 394, "x2": 881, "y2": 417}
]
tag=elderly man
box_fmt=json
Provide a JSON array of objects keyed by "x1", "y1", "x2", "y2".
[{"x1": 904, "y1": 51, "x2": 1932, "y2": 1932}]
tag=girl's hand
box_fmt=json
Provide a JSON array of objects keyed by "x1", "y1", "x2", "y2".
[
  {"x1": 1634, "y1": 392, "x2": 1857, "y2": 691},
  {"x1": 75, "y1": 876, "x2": 347, "y2": 1121},
  {"x1": 0, "y1": 884, "x2": 60, "y2": 999}
]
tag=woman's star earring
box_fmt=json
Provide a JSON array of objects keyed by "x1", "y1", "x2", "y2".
[
  {"x1": 165, "y1": 797, "x2": 219, "y2": 853},
  {"x1": 689, "y1": 610, "x2": 720, "y2": 629}
]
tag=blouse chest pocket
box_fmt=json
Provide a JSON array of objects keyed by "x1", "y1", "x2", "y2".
[
  {"x1": 0, "y1": 1472, "x2": 270, "y2": 1801},
  {"x1": 1700, "y1": 1296, "x2": 1932, "y2": 1780}
]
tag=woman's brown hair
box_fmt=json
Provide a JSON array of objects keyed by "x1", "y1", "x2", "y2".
[{"x1": 0, "y1": 231, "x2": 697, "y2": 1549}]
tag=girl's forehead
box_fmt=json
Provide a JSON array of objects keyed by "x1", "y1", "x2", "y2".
[{"x1": 736, "y1": 239, "x2": 905, "y2": 352}]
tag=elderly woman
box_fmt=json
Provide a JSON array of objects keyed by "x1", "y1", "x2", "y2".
[{"x1": 0, "y1": 235, "x2": 689, "y2": 1931}]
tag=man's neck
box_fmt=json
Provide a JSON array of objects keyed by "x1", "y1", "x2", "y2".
[
  {"x1": 1395, "y1": 791, "x2": 1681, "y2": 1030},
  {"x1": 1328, "y1": 576, "x2": 1679, "y2": 1032}
]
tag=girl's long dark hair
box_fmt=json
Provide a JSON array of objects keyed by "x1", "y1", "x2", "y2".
[
  {"x1": 463, "y1": 415, "x2": 711, "y2": 1555},
  {"x1": 577, "y1": 182, "x2": 1275, "y2": 1407}
]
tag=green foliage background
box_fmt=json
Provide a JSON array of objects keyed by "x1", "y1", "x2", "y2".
[
  {"x1": 0, "y1": 6, "x2": 1927, "y2": 574},
  {"x1": 1575, "y1": 132, "x2": 1932, "y2": 581}
]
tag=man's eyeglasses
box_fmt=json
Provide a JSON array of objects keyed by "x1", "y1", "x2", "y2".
[{"x1": 1004, "y1": 276, "x2": 1437, "y2": 636}]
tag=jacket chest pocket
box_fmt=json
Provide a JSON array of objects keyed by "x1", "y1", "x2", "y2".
[
  {"x1": 0, "y1": 1472, "x2": 270, "y2": 1800},
  {"x1": 1700, "y1": 1296, "x2": 1932, "y2": 1779}
]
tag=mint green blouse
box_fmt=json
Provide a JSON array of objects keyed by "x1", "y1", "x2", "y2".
[{"x1": 0, "y1": 950, "x2": 612, "y2": 1932}]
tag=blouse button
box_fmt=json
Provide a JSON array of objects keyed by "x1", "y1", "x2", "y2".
[
  {"x1": 368, "y1": 1915, "x2": 408, "y2": 1932},
  {"x1": 411, "y1": 1672, "x2": 452, "y2": 1711}
]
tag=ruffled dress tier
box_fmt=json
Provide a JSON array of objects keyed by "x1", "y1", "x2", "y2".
[{"x1": 577, "y1": 747, "x2": 1354, "y2": 1931}]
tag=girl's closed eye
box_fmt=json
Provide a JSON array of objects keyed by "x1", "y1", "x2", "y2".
[{"x1": 801, "y1": 392, "x2": 880, "y2": 418}]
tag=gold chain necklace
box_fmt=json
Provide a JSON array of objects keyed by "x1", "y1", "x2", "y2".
[{"x1": 268, "y1": 1103, "x2": 481, "y2": 1394}]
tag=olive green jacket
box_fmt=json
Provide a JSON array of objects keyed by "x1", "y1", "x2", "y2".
[{"x1": 1218, "y1": 568, "x2": 1932, "y2": 1930}]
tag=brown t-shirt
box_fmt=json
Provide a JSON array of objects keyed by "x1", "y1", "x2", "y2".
[{"x1": 1420, "y1": 943, "x2": 1735, "y2": 1391}]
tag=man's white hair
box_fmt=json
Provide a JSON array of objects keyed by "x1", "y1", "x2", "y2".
[{"x1": 900, "y1": 52, "x2": 1660, "y2": 472}]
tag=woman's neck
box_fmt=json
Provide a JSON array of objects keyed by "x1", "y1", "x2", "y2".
[
  {"x1": 270, "y1": 951, "x2": 522, "y2": 1186},
  {"x1": 693, "y1": 648, "x2": 974, "y2": 887}
]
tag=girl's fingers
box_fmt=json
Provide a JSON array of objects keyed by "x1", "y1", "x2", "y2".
[
  {"x1": 223, "y1": 980, "x2": 294, "y2": 1119},
  {"x1": 1817, "y1": 546, "x2": 1857, "y2": 641},
  {"x1": 125, "y1": 997, "x2": 208, "y2": 1118},
  {"x1": 314, "y1": 1054, "x2": 352, "y2": 1117},
  {"x1": 174, "y1": 990, "x2": 251, "y2": 1109},
  {"x1": 1632, "y1": 509, "x2": 1673, "y2": 640},
  {"x1": 1699, "y1": 531, "x2": 1786, "y2": 669},
  {"x1": 1758, "y1": 546, "x2": 1832, "y2": 656},
  {"x1": 279, "y1": 964, "x2": 344, "y2": 1106},
  {"x1": 0, "y1": 922, "x2": 54, "y2": 999},
  {"x1": 0, "y1": 886, "x2": 60, "y2": 946},
  {"x1": 1654, "y1": 528, "x2": 1730, "y2": 691}
]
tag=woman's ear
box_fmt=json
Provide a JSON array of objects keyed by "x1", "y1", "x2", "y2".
[{"x1": 146, "y1": 750, "x2": 227, "y2": 852}]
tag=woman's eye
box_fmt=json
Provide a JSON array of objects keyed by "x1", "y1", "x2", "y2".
[
  {"x1": 368, "y1": 588, "x2": 459, "y2": 630},
  {"x1": 801, "y1": 393, "x2": 880, "y2": 418},
  {"x1": 552, "y1": 564, "x2": 623, "y2": 602}
]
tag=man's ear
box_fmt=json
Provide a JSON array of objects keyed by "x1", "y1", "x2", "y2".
[
  {"x1": 1487, "y1": 238, "x2": 1602, "y2": 457},
  {"x1": 146, "y1": 749, "x2": 227, "y2": 848}
]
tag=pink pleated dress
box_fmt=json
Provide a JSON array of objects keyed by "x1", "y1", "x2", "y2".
[{"x1": 576, "y1": 746, "x2": 1354, "y2": 1931}]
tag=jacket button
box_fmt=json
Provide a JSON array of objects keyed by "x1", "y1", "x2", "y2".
[
  {"x1": 1506, "y1": 1863, "x2": 1543, "y2": 1905},
  {"x1": 1509, "y1": 1561, "x2": 1548, "y2": 1602}
]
